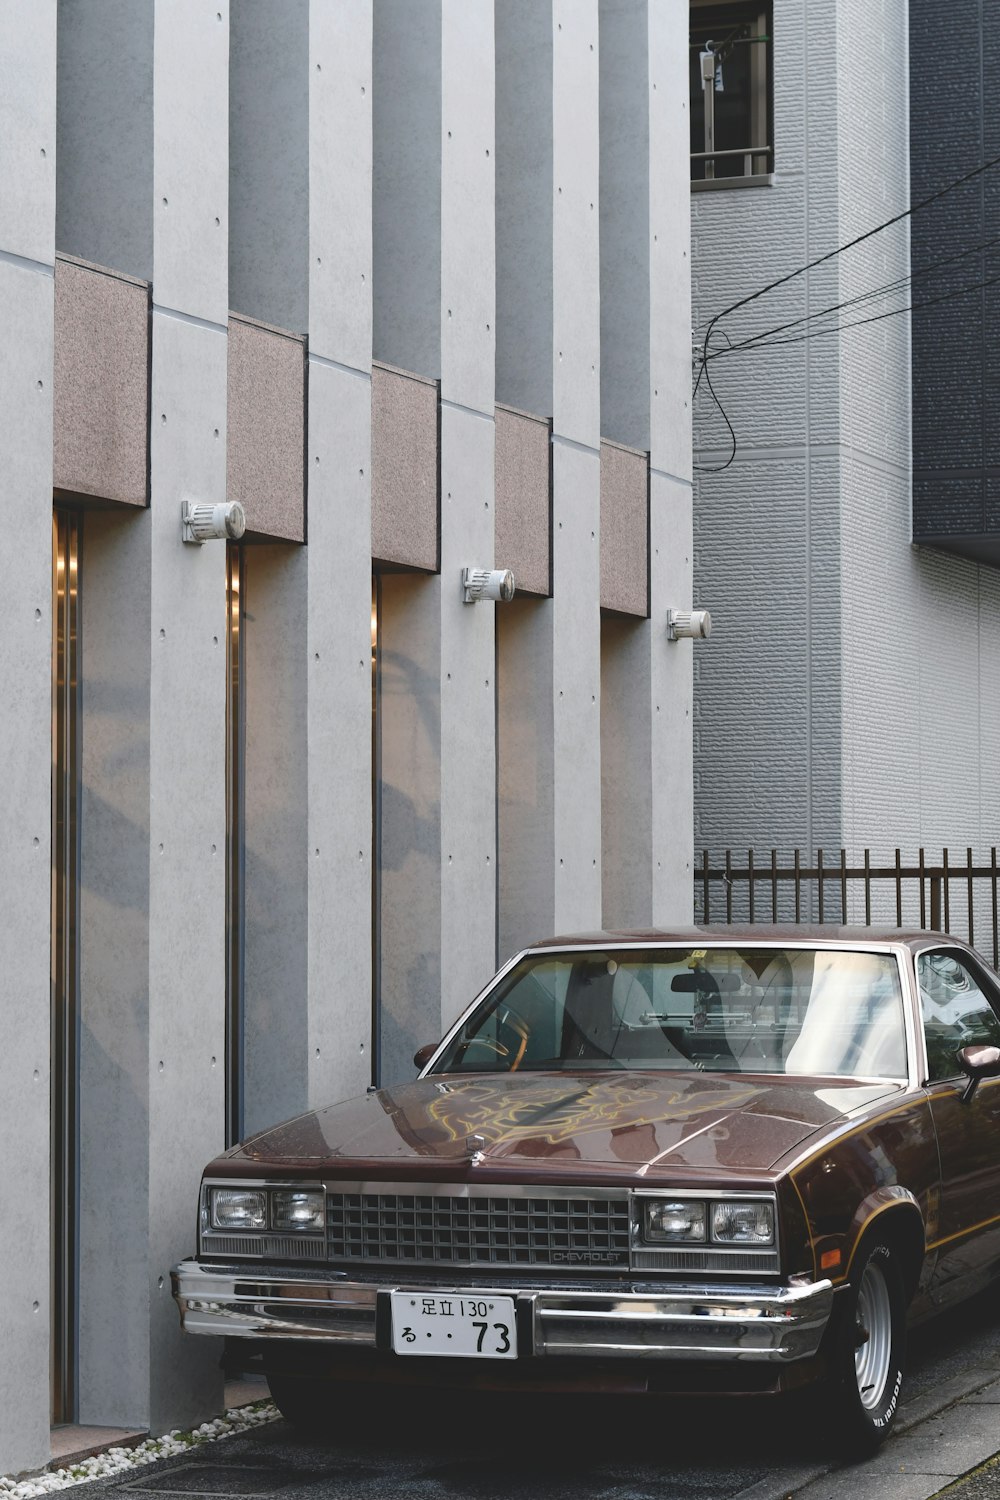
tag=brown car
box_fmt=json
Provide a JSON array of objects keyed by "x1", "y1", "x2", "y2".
[{"x1": 172, "y1": 927, "x2": 1000, "y2": 1453}]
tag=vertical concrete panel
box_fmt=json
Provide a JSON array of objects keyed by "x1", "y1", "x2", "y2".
[
  {"x1": 1, "y1": 0, "x2": 55, "y2": 264},
  {"x1": 309, "y1": 0, "x2": 372, "y2": 368},
  {"x1": 552, "y1": 0, "x2": 600, "y2": 445},
  {"x1": 78, "y1": 509, "x2": 152, "y2": 1428},
  {"x1": 648, "y1": 0, "x2": 693, "y2": 872},
  {"x1": 0, "y1": 2, "x2": 54, "y2": 1473},
  {"x1": 600, "y1": 482, "x2": 693, "y2": 931},
  {"x1": 152, "y1": 0, "x2": 229, "y2": 326},
  {"x1": 306, "y1": 364, "x2": 373, "y2": 1108},
  {"x1": 306, "y1": 0, "x2": 373, "y2": 1109},
  {"x1": 147, "y1": 315, "x2": 227, "y2": 1434},
  {"x1": 55, "y1": 0, "x2": 153, "y2": 276},
  {"x1": 550, "y1": 2, "x2": 602, "y2": 932},
  {"x1": 438, "y1": 0, "x2": 497, "y2": 1021},
  {"x1": 552, "y1": 441, "x2": 602, "y2": 931},
  {"x1": 601, "y1": 616, "x2": 652, "y2": 927},
  {"x1": 650, "y1": 471, "x2": 694, "y2": 921},
  {"x1": 494, "y1": 1, "x2": 603, "y2": 946},
  {"x1": 0, "y1": 273, "x2": 54, "y2": 1479},
  {"x1": 494, "y1": 0, "x2": 553, "y2": 417},
  {"x1": 497, "y1": 598, "x2": 555, "y2": 958},
  {"x1": 441, "y1": 0, "x2": 494, "y2": 412},
  {"x1": 599, "y1": 5, "x2": 692, "y2": 927},
  {"x1": 598, "y1": 0, "x2": 649, "y2": 452},
  {"x1": 372, "y1": 0, "x2": 442, "y2": 376},
  {"x1": 228, "y1": 0, "x2": 309, "y2": 332},
  {"x1": 649, "y1": 0, "x2": 691, "y2": 479},
  {"x1": 243, "y1": 547, "x2": 309, "y2": 1137},
  {"x1": 439, "y1": 407, "x2": 497, "y2": 1025},
  {"x1": 378, "y1": 573, "x2": 442, "y2": 1084},
  {"x1": 144, "y1": 0, "x2": 230, "y2": 1433}
]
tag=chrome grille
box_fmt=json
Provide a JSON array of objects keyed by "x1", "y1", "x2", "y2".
[
  {"x1": 631, "y1": 1247, "x2": 778, "y2": 1275},
  {"x1": 201, "y1": 1234, "x2": 326, "y2": 1261},
  {"x1": 327, "y1": 1192, "x2": 631, "y2": 1269}
]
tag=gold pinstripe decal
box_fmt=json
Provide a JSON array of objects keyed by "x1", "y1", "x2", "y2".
[
  {"x1": 926, "y1": 1211, "x2": 1000, "y2": 1253},
  {"x1": 787, "y1": 1171, "x2": 817, "y2": 1281},
  {"x1": 789, "y1": 1075, "x2": 1000, "y2": 1185},
  {"x1": 827, "y1": 1199, "x2": 924, "y2": 1286}
]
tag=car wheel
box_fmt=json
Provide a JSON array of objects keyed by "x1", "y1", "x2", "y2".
[{"x1": 830, "y1": 1237, "x2": 906, "y2": 1455}]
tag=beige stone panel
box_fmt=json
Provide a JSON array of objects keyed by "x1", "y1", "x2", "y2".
[
  {"x1": 53, "y1": 256, "x2": 148, "y2": 507},
  {"x1": 227, "y1": 314, "x2": 305, "y2": 543},
  {"x1": 600, "y1": 438, "x2": 648, "y2": 617},
  {"x1": 371, "y1": 361, "x2": 438, "y2": 571},
  {"x1": 494, "y1": 403, "x2": 550, "y2": 597}
]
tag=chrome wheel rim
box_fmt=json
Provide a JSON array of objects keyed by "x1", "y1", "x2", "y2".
[{"x1": 855, "y1": 1260, "x2": 892, "y2": 1410}]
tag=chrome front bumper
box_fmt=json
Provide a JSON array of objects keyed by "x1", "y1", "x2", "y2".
[{"x1": 171, "y1": 1260, "x2": 834, "y2": 1364}]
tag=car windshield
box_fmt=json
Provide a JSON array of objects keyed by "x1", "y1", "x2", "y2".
[{"x1": 432, "y1": 946, "x2": 908, "y2": 1079}]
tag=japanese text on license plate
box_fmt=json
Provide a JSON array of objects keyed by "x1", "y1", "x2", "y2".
[{"x1": 390, "y1": 1292, "x2": 517, "y2": 1359}]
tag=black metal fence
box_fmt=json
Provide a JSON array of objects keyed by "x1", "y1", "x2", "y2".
[{"x1": 695, "y1": 849, "x2": 1000, "y2": 968}]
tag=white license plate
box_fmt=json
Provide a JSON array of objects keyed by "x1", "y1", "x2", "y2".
[{"x1": 390, "y1": 1291, "x2": 517, "y2": 1359}]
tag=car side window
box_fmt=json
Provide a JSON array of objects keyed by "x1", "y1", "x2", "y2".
[{"x1": 918, "y1": 950, "x2": 1000, "y2": 1082}]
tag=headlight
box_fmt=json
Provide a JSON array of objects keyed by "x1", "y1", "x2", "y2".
[
  {"x1": 272, "y1": 1189, "x2": 325, "y2": 1233},
  {"x1": 711, "y1": 1199, "x2": 774, "y2": 1245},
  {"x1": 209, "y1": 1188, "x2": 266, "y2": 1231},
  {"x1": 643, "y1": 1199, "x2": 707, "y2": 1243}
]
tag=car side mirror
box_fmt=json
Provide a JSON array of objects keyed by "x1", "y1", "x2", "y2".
[
  {"x1": 413, "y1": 1042, "x2": 437, "y2": 1071},
  {"x1": 957, "y1": 1044, "x2": 1000, "y2": 1104}
]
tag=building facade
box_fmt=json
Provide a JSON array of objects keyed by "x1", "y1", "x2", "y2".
[
  {"x1": 0, "y1": 0, "x2": 694, "y2": 1475},
  {"x1": 690, "y1": 0, "x2": 1000, "y2": 878}
]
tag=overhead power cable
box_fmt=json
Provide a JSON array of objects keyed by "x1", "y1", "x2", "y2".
[
  {"x1": 693, "y1": 331, "x2": 738, "y2": 474},
  {"x1": 693, "y1": 150, "x2": 1000, "y2": 476},
  {"x1": 698, "y1": 147, "x2": 1000, "y2": 356},
  {"x1": 707, "y1": 231, "x2": 1000, "y2": 362},
  {"x1": 712, "y1": 263, "x2": 1000, "y2": 355},
  {"x1": 707, "y1": 232, "x2": 1000, "y2": 364}
]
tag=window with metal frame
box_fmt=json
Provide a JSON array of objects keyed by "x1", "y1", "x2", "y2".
[
  {"x1": 226, "y1": 542, "x2": 246, "y2": 1147},
  {"x1": 690, "y1": 1, "x2": 772, "y2": 185},
  {"x1": 51, "y1": 508, "x2": 81, "y2": 1424}
]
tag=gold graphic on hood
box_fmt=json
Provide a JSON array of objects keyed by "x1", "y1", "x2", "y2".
[{"x1": 425, "y1": 1077, "x2": 761, "y2": 1149}]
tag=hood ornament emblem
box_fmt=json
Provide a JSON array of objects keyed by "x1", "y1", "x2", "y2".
[{"x1": 466, "y1": 1133, "x2": 487, "y2": 1165}]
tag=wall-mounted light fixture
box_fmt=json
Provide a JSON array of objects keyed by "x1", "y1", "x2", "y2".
[
  {"x1": 667, "y1": 608, "x2": 712, "y2": 641},
  {"x1": 182, "y1": 500, "x2": 247, "y2": 545},
  {"x1": 463, "y1": 567, "x2": 516, "y2": 604}
]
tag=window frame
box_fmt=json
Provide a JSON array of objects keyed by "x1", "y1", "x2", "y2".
[
  {"x1": 916, "y1": 946, "x2": 1000, "y2": 1085},
  {"x1": 690, "y1": 0, "x2": 773, "y2": 191}
]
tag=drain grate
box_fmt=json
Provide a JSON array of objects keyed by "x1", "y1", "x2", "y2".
[{"x1": 121, "y1": 1464, "x2": 298, "y2": 1497}]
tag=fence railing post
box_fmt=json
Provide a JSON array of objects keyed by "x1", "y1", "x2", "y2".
[{"x1": 690, "y1": 849, "x2": 995, "y2": 966}]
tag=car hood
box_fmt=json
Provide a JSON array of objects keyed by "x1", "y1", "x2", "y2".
[{"x1": 219, "y1": 1072, "x2": 902, "y2": 1184}]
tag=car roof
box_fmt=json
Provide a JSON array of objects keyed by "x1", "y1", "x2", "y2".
[{"x1": 523, "y1": 925, "x2": 959, "y2": 953}]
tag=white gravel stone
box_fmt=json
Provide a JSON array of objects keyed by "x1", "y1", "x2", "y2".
[{"x1": 0, "y1": 1403, "x2": 279, "y2": 1498}]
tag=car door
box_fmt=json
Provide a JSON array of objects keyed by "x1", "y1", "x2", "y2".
[{"x1": 919, "y1": 947, "x2": 1000, "y2": 1304}]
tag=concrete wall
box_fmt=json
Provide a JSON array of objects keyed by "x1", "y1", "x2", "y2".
[
  {"x1": 691, "y1": 0, "x2": 1000, "y2": 903},
  {"x1": 600, "y1": 0, "x2": 693, "y2": 929},
  {"x1": 305, "y1": 0, "x2": 374, "y2": 1111},
  {"x1": 0, "y1": 0, "x2": 57, "y2": 1473},
  {"x1": 228, "y1": 0, "x2": 309, "y2": 334},
  {"x1": 691, "y1": 0, "x2": 845, "y2": 867},
  {"x1": 1, "y1": 0, "x2": 694, "y2": 1469}
]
